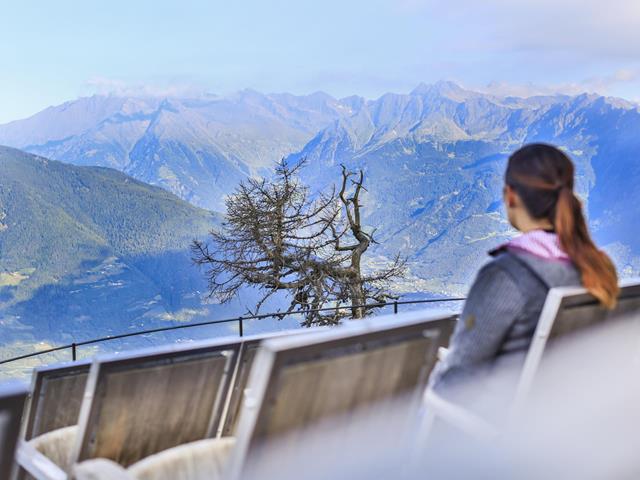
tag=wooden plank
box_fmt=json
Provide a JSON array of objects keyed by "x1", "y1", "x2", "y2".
[
  {"x1": 73, "y1": 339, "x2": 241, "y2": 468},
  {"x1": 91, "y1": 356, "x2": 226, "y2": 466},
  {"x1": 256, "y1": 338, "x2": 432, "y2": 438},
  {"x1": 218, "y1": 329, "x2": 318, "y2": 437},
  {"x1": 22, "y1": 362, "x2": 91, "y2": 441},
  {"x1": 551, "y1": 289, "x2": 640, "y2": 339}
]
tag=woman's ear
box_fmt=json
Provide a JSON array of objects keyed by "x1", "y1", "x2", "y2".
[{"x1": 504, "y1": 185, "x2": 517, "y2": 209}]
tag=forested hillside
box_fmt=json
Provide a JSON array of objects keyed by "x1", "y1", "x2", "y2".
[{"x1": 0, "y1": 146, "x2": 221, "y2": 351}]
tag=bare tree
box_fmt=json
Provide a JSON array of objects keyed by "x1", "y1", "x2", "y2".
[{"x1": 192, "y1": 159, "x2": 406, "y2": 326}]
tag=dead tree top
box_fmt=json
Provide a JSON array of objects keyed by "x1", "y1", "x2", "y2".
[{"x1": 192, "y1": 159, "x2": 406, "y2": 326}]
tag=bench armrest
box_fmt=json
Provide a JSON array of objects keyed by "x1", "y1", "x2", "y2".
[
  {"x1": 422, "y1": 389, "x2": 499, "y2": 440},
  {"x1": 437, "y1": 347, "x2": 449, "y2": 362},
  {"x1": 16, "y1": 441, "x2": 67, "y2": 480}
]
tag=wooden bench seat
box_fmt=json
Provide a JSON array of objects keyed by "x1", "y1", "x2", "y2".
[
  {"x1": 18, "y1": 338, "x2": 241, "y2": 479},
  {"x1": 106, "y1": 311, "x2": 455, "y2": 480}
]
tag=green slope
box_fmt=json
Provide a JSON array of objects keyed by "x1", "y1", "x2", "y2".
[{"x1": 0, "y1": 146, "x2": 219, "y2": 348}]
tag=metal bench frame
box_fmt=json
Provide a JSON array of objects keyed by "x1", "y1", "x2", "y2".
[
  {"x1": 226, "y1": 311, "x2": 456, "y2": 480},
  {"x1": 18, "y1": 337, "x2": 242, "y2": 480},
  {"x1": 420, "y1": 279, "x2": 640, "y2": 440},
  {"x1": 16, "y1": 328, "x2": 308, "y2": 480}
]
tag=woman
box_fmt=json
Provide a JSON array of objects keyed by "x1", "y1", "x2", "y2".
[{"x1": 430, "y1": 143, "x2": 619, "y2": 394}]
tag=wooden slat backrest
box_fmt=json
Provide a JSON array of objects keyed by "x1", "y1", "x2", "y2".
[
  {"x1": 218, "y1": 329, "x2": 312, "y2": 437},
  {"x1": 72, "y1": 339, "x2": 241, "y2": 467},
  {"x1": 0, "y1": 382, "x2": 29, "y2": 480},
  {"x1": 549, "y1": 281, "x2": 640, "y2": 339},
  {"x1": 513, "y1": 279, "x2": 640, "y2": 411},
  {"x1": 22, "y1": 361, "x2": 91, "y2": 441},
  {"x1": 227, "y1": 311, "x2": 455, "y2": 479}
]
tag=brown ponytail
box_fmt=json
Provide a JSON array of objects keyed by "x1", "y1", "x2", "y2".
[{"x1": 506, "y1": 144, "x2": 619, "y2": 308}]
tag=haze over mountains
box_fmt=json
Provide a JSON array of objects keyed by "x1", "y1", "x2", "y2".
[
  {"x1": 1, "y1": 81, "x2": 639, "y2": 364},
  {"x1": 0, "y1": 91, "x2": 356, "y2": 210}
]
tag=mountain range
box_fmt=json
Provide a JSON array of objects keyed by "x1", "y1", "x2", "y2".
[
  {"x1": 1, "y1": 81, "x2": 639, "y2": 367},
  {"x1": 0, "y1": 91, "x2": 357, "y2": 210},
  {"x1": 288, "y1": 82, "x2": 640, "y2": 290}
]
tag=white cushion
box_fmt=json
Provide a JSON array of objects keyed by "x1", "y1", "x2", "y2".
[
  {"x1": 74, "y1": 458, "x2": 134, "y2": 480},
  {"x1": 127, "y1": 437, "x2": 236, "y2": 480},
  {"x1": 28, "y1": 425, "x2": 77, "y2": 474}
]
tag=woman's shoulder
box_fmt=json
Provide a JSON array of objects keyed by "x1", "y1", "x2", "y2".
[
  {"x1": 479, "y1": 251, "x2": 545, "y2": 289},
  {"x1": 485, "y1": 249, "x2": 580, "y2": 290},
  {"x1": 463, "y1": 254, "x2": 528, "y2": 318},
  {"x1": 471, "y1": 252, "x2": 527, "y2": 294},
  {"x1": 479, "y1": 251, "x2": 524, "y2": 278}
]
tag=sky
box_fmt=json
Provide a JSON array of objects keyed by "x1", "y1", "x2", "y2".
[{"x1": 0, "y1": 0, "x2": 639, "y2": 123}]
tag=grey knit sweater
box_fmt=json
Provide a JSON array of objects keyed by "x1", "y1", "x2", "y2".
[{"x1": 429, "y1": 249, "x2": 581, "y2": 393}]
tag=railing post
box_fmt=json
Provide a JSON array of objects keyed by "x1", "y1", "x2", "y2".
[
  {"x1": 238, "y1": 317, "x2": 244, "y2": 337},
  {"x1": 393, "y1": 301, "x2": 398, "y2": 314},
  {"x1": 71, "y1": 343, "x2": 77, "y2": 361}
]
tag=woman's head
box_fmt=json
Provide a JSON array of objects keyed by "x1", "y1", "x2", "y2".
[
  {"x1": 504, "y1": 144, "x2": 573, "y2": 230},
  {"x1": 503, "y1": 143, "x2": 618, "y2": 308}
]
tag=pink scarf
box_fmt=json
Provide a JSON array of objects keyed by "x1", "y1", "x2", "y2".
[{"x1": 490, "y1": 229, "x2": 571, "y2": 262}]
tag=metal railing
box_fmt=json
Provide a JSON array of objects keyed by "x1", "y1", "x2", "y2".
[{"x1": 0, "y1": 297, "x2": 464, "y2": 366}]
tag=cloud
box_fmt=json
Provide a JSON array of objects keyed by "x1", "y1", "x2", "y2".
[
  {"x1": 580, "y1": 69, "x2": 640, "y2": 92},
  {"x1": 52, "y1": 2, "x2": 640, "y2": 107},
  {"x1": 477, "y1": 69, "x2": 640, "y2": 99},
  {"x1": 84, "y1": 77, "x2": 209, "y2": 98},
  {"x1": 393, "y1": 0, "x2": 640, "y2": 60}
]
